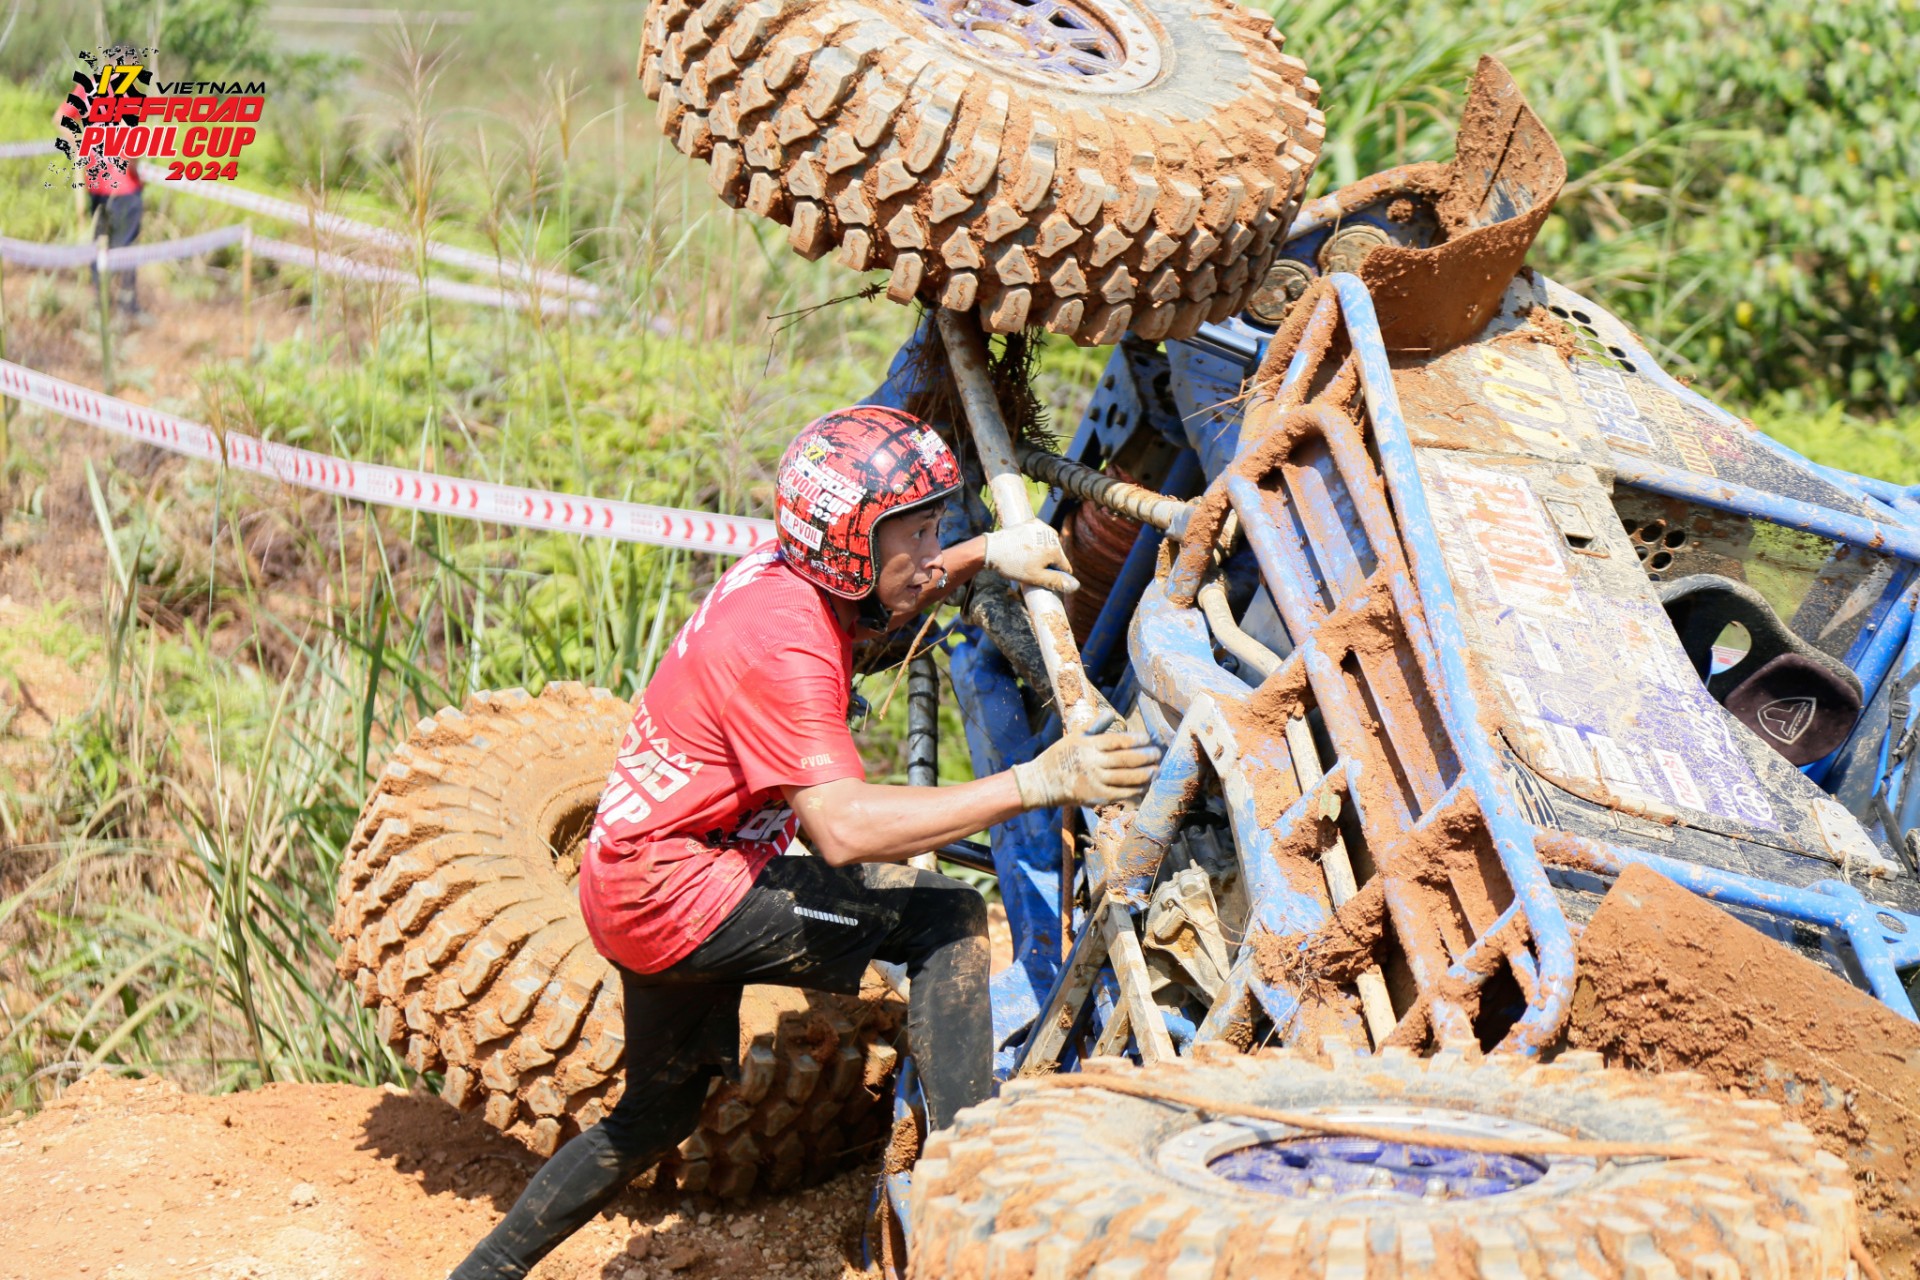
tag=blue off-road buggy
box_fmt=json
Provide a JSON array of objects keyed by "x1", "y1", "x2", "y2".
[
  {"x1": 334, "y1": 1, "x2": 1918, "y2": 1275},
  {"x1": 831, "y1": 50, "x2": 1920, "y2": 1280}
]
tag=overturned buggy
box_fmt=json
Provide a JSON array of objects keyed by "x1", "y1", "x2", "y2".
[{"x1": 337, "y1": 1, "x2": 1920, "y2": 1273}]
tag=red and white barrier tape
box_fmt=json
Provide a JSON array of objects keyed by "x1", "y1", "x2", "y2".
[{"x1": 0, "y1": 360, "x2": 774, "y2": 557}]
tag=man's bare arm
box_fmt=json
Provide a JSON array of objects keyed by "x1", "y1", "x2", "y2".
[
  {"x1": 782, "y1": 774, "x2": 1023, "y2": 866},
  {"x1": 784, "y1": 714, "x2": 1160, "y2": 866}
]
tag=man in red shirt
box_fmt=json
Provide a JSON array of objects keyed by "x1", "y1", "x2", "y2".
[
  {"x1": 452, "y1": 406, "x2": 1159, "y2": 1279},
  {"x1": 56, "y1": 54, "x2": 145, "y2": 312}
]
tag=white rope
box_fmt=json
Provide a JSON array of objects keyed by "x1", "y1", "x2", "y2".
[
  {"x1": 0, "y1": 226, "x2": 248, "y2": 271},
  {"x1": 0, "y1": 359, "x2": 774, "y2": 557},
  {"x1": 0, "y1": 224, "x2": 597, "y2": 315},
  {"x1": 249, "y1": 236, "x2": 599, "y2": 316},
  {"x1": 134, "y1": 162, "x2": 603, "y2": 300},
  {"x1": 0, "y1": 141, "x2": 600, "y2": 301}
]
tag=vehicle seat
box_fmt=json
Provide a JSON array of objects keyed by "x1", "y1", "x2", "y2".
[{"x1": 1659, "y1": 574, "x2": 1864, "y2": 766}]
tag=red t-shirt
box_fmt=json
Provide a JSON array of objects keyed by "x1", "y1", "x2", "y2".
[
  {"x1": 579, "y1": 550, "x2": 866, "y2": 973},
  {"x1": 58, "y1": 80, "x2": 143, "y2": 196}
]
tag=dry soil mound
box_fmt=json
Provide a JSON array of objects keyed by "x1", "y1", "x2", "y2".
[{"x1": 0, "y1": 1072, "x2": 875, "y2": 1280}]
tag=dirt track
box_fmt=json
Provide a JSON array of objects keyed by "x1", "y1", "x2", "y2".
[{"x1": 0, "y1": 1073, "x2": 876, "y2": 1280}]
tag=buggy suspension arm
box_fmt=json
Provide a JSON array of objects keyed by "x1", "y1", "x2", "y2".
[
  {"x1": 935, "y1": 308, "x2": 1118, "y2": 737},
  {"x1": 1014, "y1": 442, "x2": 1190, "y2": 532}
]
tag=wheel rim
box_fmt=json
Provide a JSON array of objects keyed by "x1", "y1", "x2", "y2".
[
  {"x1": 1156, "y1": 1105, "x2": 1600, "y2": 1206},
  {"x1": 906, "y1": 0, "x2": 1163, "y2": 91},
  {"x1": 536, "y1": 785, "x2": 603, "y2": 886},
  {"x1": 1206, "y1": 1134, "x2": 1545, "y2": 1200}
]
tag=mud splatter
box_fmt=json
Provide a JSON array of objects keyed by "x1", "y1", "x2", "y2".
[
  {"x1": 1569, "y1": 862, "x2": 1920, "y2": 1271},
  {"x1": 1359, "y1": 58, "x2": 1568, "y2": 356}
]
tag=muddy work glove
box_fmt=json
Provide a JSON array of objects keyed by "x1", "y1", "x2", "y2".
[
  {"x1": 983, "y1": 520, "x2": 1080, "y2": 595},
  {"x1": 1012, "y1": 711, "x2": 1160, "y2": 808}
]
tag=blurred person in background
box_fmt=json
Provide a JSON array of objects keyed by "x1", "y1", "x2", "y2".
[{"x1": 56, "y1": 48, "x2": 145, "y2": 314}]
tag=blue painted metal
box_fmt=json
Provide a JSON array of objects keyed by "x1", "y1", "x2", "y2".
[
  {"x1": 1180, "y1": 318, "x2": 1268, "y2": 369},
  {"x1": 1334, "y1": 272, "x2": 1580, "y2": 1048},
  {"x1": 909, "y1": 0, "x2": 1124, "y2": 77},
  {"x1": 1207, "y1": 1135, "x2": 1546, "y2": 1200},
  {"x1": 936, "y1": 253, "x2": 1920, "y2": 1106},
  {"x1": 1080, "y1": 449, "x2": 1202, "y2": 685},
  {"x1": 947, "y1": 627, "x2": 1063, "y2": 1063},
  {"x1": 1109, "y1": 715, "x2": 1206, "y2": 904},
  {"x1": 859, "y1": 86, "x2": 1920, "y2": 1280},
  {"x1": 1036, "y1": 342, "x2": 1183, "y2": 524},
  {"x1": 1808, "y1": 578, "x2": 1920, "y2": 787},
  {"x1": 1276, "y1": 292, "x2": 1337, "y2": 400},
  {"x1": 881, "y1": 1055, "x2": 923, "y2": 1259},
  {"x1": 1615, "y1": 455, "x2": 1920, "y2": 565},
  {"x1": 1166, "y1": 339, "x2": 1251, "y2": 480},
  {"x1": 1080, "y1": 521, "x2": 1163, "y2": 687}
]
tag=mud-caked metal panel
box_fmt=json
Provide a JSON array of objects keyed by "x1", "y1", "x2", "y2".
[
  {"x1": 1541, "y1": 280, "x2": 1884, "y2": 522},
  {"x1": 1390, "y1": 275, "x2": 1614, "y2": 474},
  {"x1": 1167, "y1": 340, "x2": 1249, "y2": 482},
  {"x1": 1418, "y1": 448, "x2": 1920, "y2": 903}
]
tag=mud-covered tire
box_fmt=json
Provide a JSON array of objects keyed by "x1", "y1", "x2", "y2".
[
  {"x1": 640, "y1": 0, "x2": 1323, "y2": 345},
  {"x1": 910, "y1": 1046, "x2": 1861, "y2": 1278},
  {"x1": 331, "y1": 682, "x2": 904, "y2": 1197}
]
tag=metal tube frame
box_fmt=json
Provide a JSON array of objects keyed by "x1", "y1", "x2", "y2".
[
  {"x1": 1108, "y1": 272, "x2": 1920, "y2": 1066},
  {"x1": 935, "y1": 308, "x2": 1115, "y2": 737}
]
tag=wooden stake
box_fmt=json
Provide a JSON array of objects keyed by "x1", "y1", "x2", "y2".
[
  {"x1": 1284, "y1": 715, "x2": 1397, "y2": 1046},
  {"x1": 0, "y1": 250, "x2": 11, "y2": 478},
  {"x1": 95, "y1": 234, "x2": 114, "y2": 394},
  {"x1": 241, "y1": 222, "x2": 254, "y2": 354}
]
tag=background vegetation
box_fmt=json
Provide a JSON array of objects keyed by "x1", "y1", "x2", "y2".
[{"x1": 0, "y1": 0, "x2": 1915, "y2": 1110}]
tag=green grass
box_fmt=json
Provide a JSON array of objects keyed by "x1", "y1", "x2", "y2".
[{"x1": 0, "y1": 9, "x2": 931, "y2": 1109}]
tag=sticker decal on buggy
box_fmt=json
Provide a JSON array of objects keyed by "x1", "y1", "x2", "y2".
[
  {"x1": 1570, "y1": 359, "x2": 1658, "y2": 451},
  {"x1": 1425, "y1": 454, "x2": 1780, "y2": 832},
  {"x1": 1430, "y1": 457, "x2": 1581, "y2": 618},
  {"x1": 1469, "y1": 347, "x2": 1579, "y2": 456}
]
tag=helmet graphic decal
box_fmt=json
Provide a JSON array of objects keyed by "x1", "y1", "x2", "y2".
[{"x1": 774, "y1": 406, "x2": 961, "y2": 598}]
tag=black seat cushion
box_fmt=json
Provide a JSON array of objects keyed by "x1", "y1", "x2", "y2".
[
  {"x1": 1659, "y1": 573, "x2": 1864, "y2": 766},
  {"x1": 1720, "y1": 652, "x2": 1864, "y2": 765}
]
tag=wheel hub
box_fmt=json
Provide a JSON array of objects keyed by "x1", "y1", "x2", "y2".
[
  {"x1": 907, "y1": 0, "x2": 1162, "y2": 91},
  {"x1": 1206, "y1": 1134, "x2": 1544, "y2": 1200},
  {"x1": 1156, "y1": 1105, "x2": 1599, "y2": 1206},
  {"x1": 537, "y1": 791, "x2": 602, "y2": 886}
]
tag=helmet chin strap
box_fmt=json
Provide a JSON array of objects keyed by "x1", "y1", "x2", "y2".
[{"x1": 855, "y1": 590, "x2": 894, "y2": 632}]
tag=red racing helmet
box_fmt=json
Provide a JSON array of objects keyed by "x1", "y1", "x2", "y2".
[{"x1": 775, "y1": 405, "x2": 961, "y2": 599}]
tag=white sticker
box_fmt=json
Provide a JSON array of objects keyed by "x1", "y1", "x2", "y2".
[
  {"x1": 1500, "y1": 673, "x2": 1541, "y2": 718},
  {"x1": 1519, "y1": 716, "x2": 1563, "y2": 772},
  {"x1": 1515, "y1": 614, "x2": 1565, "y2": 674},
  {"x1": 1652, "y1": 748, "x2": 1706, "y2": 811},
  {"x1": 1549, "y1": 722, "x2": 1593, "y2": 779},
  {"x1": 1587, "y1": 731, "x2": 1643, "y2": 794},
  {"x1": 1435, "y1": 459, "x2": 1581, "y2": 618}
]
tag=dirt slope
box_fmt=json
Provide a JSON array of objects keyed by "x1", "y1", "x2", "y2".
[{"x1": 0, "y1": 1073, "x2": 875, "y2": 1280}]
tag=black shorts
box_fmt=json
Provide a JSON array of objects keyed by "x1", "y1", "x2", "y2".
[{"x1": 617, "y1": 856, "x2": 956, "y2": 1087}]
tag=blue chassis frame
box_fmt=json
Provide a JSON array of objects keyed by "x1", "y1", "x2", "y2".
[{"x1": 864, "y1": 272, "x2": 1920, "y2": 1255}]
